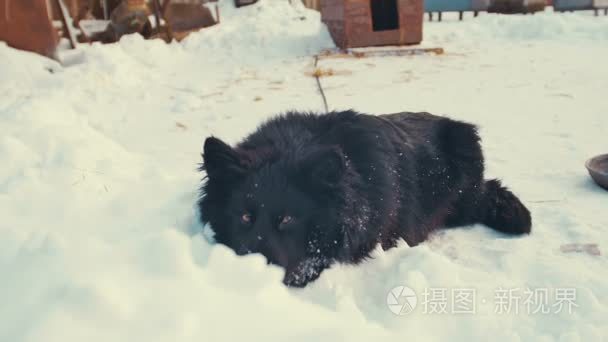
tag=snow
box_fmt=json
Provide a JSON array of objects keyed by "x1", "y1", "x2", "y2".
[{"x1": 1, "y1": 1, "x2": 608, "y2": 341}]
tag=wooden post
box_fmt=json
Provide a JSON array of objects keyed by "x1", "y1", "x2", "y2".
[
  {"x1": 438, "y1": 12, "x2": 442, "y2": 22},
  {"x1": 102, "y1": 0, "x2": 109, "y2": 19},
  {"x1": 428, "y1": 12, "x2": 433, "y2": 21},
  {"x1": 55, "y1": 0, "x2": 77, "y2": 48},
  {"x1": 474, "y1": 11, "x2": 478, "y2": 17},
  {"x1": 162, "y1": 0, "x2": 171, "y2": 15},
  {"x1": 152, "y1": 0, "x2": 162, "y2": 31},
  {"x1": 459, "y1": 11, "x2": 463, "y2": 20},
  {"x1": 161, "y1": 0, "x2": 174, "y2": 41}
]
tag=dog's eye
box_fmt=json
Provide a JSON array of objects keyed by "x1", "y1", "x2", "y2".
[
  {"x1": 241, "y1": 213, "x2": 253, "y2": 224},
  {"x1": 280, "y1": 215, "x2": 293, "y2": 225}
]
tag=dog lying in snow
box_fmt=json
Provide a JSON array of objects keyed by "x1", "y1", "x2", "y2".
[{"x1": 198, "y1": 111, "x2": 531, "y2": 287}]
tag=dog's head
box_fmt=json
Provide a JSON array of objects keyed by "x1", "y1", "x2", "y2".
[{"x1": 199, "y1": 137, "x2": 347, "y2": 287}]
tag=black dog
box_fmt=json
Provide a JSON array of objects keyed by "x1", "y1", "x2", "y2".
[{"x1": 198, "y1": 111, "x2": 531, "y2": 287}]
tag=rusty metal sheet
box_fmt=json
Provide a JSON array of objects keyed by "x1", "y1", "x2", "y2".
[
  {"x1": 0, "y1": 0, "x2": 59, "y2": 58},
  {"x1": 165, "y1": 2, "x2": 217, "y2": 32},
  {"x1": 488, "y1": 0, "x2": 546, "y2": 13},
  {"x1": 49, "y1": 0, "x2": 87, "y2": 20}
]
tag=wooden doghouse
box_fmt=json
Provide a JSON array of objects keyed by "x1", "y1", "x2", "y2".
[{"x1": 321, "y1": 0, "x2": 423, "y2": 49}]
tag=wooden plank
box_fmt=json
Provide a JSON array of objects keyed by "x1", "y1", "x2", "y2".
[
  {"x1": 317, "y1": 47, "x2": 444, "y2": 59},
  {"x1": 55, "y1": 0, "x2": 77, "y2": 48}
]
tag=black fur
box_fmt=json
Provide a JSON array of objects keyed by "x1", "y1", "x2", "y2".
[{"x1": 198, "y1": 111, "x2": 531, "y2": 287}]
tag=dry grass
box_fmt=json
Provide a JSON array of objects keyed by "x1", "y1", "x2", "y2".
[
  {"x1": 307, "y1": 67, "x2": 351, "y2": 78},
  {"x1": 317, "y1": 47, "x2": 445, "y2": 60},
  {"x1": 312, "y1": 67, "x2": 335, "y2": 78}
]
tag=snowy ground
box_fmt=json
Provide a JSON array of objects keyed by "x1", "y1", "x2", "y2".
[{"x1": 1, "y1": 1, "x2": 607, "y2": 341}]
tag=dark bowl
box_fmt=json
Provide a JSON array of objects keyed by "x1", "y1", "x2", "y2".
[{"x1": 585, "y1": 154, "x2": 608, "y2": 191}]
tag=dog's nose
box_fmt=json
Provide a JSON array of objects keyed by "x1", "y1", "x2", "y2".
[
  {"x1": 260, "y1": 240, "x2": 289, "y2": 268},
  {"x1": 235, "y1": 244, "x2": 253, "y2": 255}
]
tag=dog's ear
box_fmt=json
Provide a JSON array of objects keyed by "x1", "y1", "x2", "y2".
[
  {"x1": 202, "y1": 137, "x2": 246, "y2": 180},
  {"x1": 298, "y1": 146, "x2": 345, "y2": 188}
]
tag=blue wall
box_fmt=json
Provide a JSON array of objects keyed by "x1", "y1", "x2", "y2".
[
  {"x1": 553, "y1": 0, "x2": 593, "y2": 10},
  {"x1": 425, "y1": 0, "x2": 472, "y2": 12}
]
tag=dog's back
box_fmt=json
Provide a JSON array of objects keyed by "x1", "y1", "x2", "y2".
[{"x1": 235, "y1": 110, "x2": 529, "y2": 246}]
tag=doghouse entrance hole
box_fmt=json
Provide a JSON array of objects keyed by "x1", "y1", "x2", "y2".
[{"x1": 371, "y1": 0, "x2": 399, "y2": 31}]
